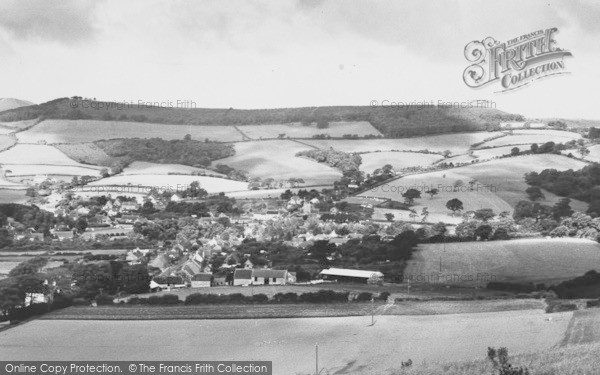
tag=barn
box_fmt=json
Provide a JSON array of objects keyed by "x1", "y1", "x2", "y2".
[
  {"x1": 191, "y1": 273, "x2": 213, "y2": 288},
  {"x1": 319, "y1": 268, "x2": 384, "y2": 284}
]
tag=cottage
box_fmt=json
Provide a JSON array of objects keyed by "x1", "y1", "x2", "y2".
[
  {"x1": 251, "y1": 269, "x2": 289, "y2": 285},
  {"x1": 319, "y1": 268, "x2": 384, "y2": 284},
  {"x1": 233, "y1": 269, "x2": 253, "y2": 286},
  {"x1": 191, "y1": 273, "x2": 212, "y2": 288}
]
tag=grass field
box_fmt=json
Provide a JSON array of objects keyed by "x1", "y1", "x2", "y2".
[
  {"x1": 305, "y1": 131, "x2": 504, "y2": 155},
  {"x1": 0, "y1": 309, "x2": 572, "y2": 374},
  {"x1": 4, "y1": 164, "x2": 102, "y2": 178},
  {"x1": 16, "y1": 120, "x2": 245, "y2": 143},
  {"x1": 0, "y1": 144, "x2": 103, "y2": 167},
  {"x1": 239, "y1": 121, "x2": 382, "y2": 139},
  {"x1": 0, "y1": 119, "x2": 38, "y2": 130},
  {"x1": 405, "y1": 238, "x2": 600, "y2": 287},
  {"x1": 359, "y1": 152, "x2": 442, "y2": 173},
  {"x1": 55, "y1": 143, "x2": 114, "y2": 166},
  {"x1": 359, "y1": 154, "x2": 589, "y2": 222},
  {"x1": 0, "y1": 135, "x2": 15, "y2": 151},
  {"x1": 477, "y1": 130, "x2": 582, "y2": 148},
  {"x1": 87, "y1": 174, "x2": 248, "y2": 193},
  {"x1": 120, "y1": 161, "x2": 224, "y2": 177},
  {"x1": 0, "y1": 188, "x2": 27, "y2": 202},
  {"x1": 212, "y1": 140, "x2": 342, "y2": 185}
]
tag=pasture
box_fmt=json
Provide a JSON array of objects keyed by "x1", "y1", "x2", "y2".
[
  {"x1": 305, "y1": 131, "x2": 504, "y2": 155},
  {"x1": 477, "y1": 129, "x2": 582, "y2": 148},
  {"x1": 121, "y1": 161, "x2": 224, "y2": 177},
  {"x1": 0, "y1": 188, "x2": 27, "y2": 202},
  {"x1": 359, "y1": 151, "x2": 442, "y2": 173},
  {"x1": 360, "y1": 154, "x2": 589, "y2": 222},
  {"x1": 0, "y1": 135, "x2": 15, "y2": 151},
  {"x1": 4, "y1": 164, "x2": 102, "y2": 178},
  {"x1": 16, "y1": 120, "x2": 245, "y2": 143},
  {"x1": 0, "y1": 310, "x2": 572, "y2": 374},
  {"x1": 55, "y1": 143, "x2": 114, "y2": 166},
  {"x1": 87, "y1": 175, "x2": 248, "y2": 194},
  {"x1": 0, "y1": 144, "x2": 103, "y2": 168},
  {"x1": 239, "y1": 121, "x2": 382, "y2": 139},
  {"x1": 405, "y1": 238, "x2": 600, "y2": 286},
  {"x1": 0, "y1": 119, "x2": 39, "y2": 130},
  {"x1": 212, "y1": 140, "x2": 342, "y2": 185}
]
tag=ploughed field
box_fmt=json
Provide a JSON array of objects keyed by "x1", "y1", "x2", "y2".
[
  {"x1": 0, "y1": 309, "x2": 573, "y2": 374},
  {"x1": 405, "y1": 238, "x2": 600, "y2": 287}
]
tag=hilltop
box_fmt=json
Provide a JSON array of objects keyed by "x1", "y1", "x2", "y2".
[
  {"x1": 0, "y1": 98, "x2": 35, "y2": 112},
  {"x1": 0, "y1": 97, "x2": 524, "y2": 138}
]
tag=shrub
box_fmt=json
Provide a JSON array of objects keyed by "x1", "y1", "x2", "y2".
[
  {"x1": 298, "y1": 290, "x2": 349, "y2": 303},
  {"x1": 96, "y1": 295, "x2": 115, "y2": 305},
  {"x1": 251, "y1": 294, "x2": 269, "y2": 304},
  {"x1": 586, "y1": 299, "x2": 600, "y2": 308},
  {"x1": 273, "y1": 292, "x2": 298, "y2": 303},
  {"x1": 148, "y1": 294, "x2": 180, "y2": 305},
  {"x1": 378, "y1": 291, "x2": 391, "y2": 301},
  {"x1": 487, "y1": 282, "x2": 537, "y2": 293},
  {"x1": 355, "y1": 292, "x2": 373, "y2": 302}
]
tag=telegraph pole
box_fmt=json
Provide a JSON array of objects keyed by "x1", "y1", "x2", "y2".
[{"x1": 315, "y1": 343, "x2": 318, "y2": 375}]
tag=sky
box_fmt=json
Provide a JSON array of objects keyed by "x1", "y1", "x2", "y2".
[{"x1": 0, "y1": 0, "x2": 599, "y2": 119}]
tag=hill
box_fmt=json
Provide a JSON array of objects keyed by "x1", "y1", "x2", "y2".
[
  {"x1": 0, "y1": 98, "x2": 34, "y2": 112},
  {"x1": 405, "y1": 238, "x2": 600, "y2": 286},
  {"x1": 0, "y1": 97, "x2": 524, "y2": 138}
]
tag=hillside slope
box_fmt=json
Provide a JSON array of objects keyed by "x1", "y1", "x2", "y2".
[
  {"x1": 0, "y1": 98, "x2": 34, "y2": 112},
  {"x1": 0, "y1": 98, "x2": 524, "y2": 138}
]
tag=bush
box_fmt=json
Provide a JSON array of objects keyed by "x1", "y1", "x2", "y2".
[
  {"x1": 148, "y1": 294, "x2": 180, "y2": 305},
  {"x1": 298, "y1": 290, "x2": 349, "y2": 303},
  {"x1": 251, "y1": 294, "x2": 269, "y2": 304},
  {"x1": 586, "y1": 299, "x2": 600, "y2": 308},
  {"x1": 96, "y1": 295, "x2": 114, "y2": 305},
  {"x1": 378, "y1": 291, "x2": 391, "y2": 301},
  {"x1": 272, "y1": 292, "x2": 298, "y2": 303},
  {"x1": 8, "y1": 303, "x2": 50, "y2": 322},
  {"x1": 546, "y1": 301, "x2": 578, "y2": 313},
  {"x1": 355, "y1": 292, "x2": 373, "y2": 302},
  {"x1": 487, "y1": 282, "x2": 537, "y2": 293}
]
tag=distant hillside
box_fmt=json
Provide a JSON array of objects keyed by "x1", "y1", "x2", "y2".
[
  {"x1": 0, "y1": 97, "x2": 524, "y2": 138},
  {"x1": 0, "y1": 98, "x2": 35, "y2": 112},
  {"x1": 535, "y1": 118, "x2": 600, "y2": 129}
]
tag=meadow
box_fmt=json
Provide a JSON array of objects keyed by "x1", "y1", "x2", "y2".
[
  {"x1": 359, "y1": 154, "x2": 589, "y2": 222},
  {"x1": 476, "y1": 129, "x2": 582, "y2": 148},
  {"x1": 305, "y1": 131, "x2": 504, "y2": 155},
  {"x1": 212, "y1": 140, "x2": 342, "y2": 185},
  {"x1": 0, "y1": 309, "x2": 572, "y2": 374},
  {"x1": 55, "y1": 143, "x2": 114, "y2": 166},
  {"x1": 86, "y1": 174, "x2": 248, "y2": 194},
  {"x1": 16, "y1": 120, "x2": 245, "y2": 143},
  {"x1": 405, "y1": 238, "x2": 600, "y2": 287},
  {"x1": 0, "y1": 144, "x2": 103, "y2": 168},
  {"x1": 359, "y1": 151, "x2": 442, "y2": 173},
  {"x1": 120, "y1": 161, "x2": 225, "y2": 177},
  {"x1": 239, "y1": 121, "x2": 382, "y2": 139},
  {"x1": 0, "y1": 135, "x2": 15, "y2": 151}
]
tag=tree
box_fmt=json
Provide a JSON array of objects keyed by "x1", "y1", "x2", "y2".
[
  {"x1": 474, "y1": 224, "x2": 493, "y2": 240},
  {"x1": 431, "y1": 222, "x2": 447, "y2": 236},
  {"x1": 402, "y1": 188, "x2": 421, "y2": 205},
  {"x1": 0, "y1": 285, "x2": 24, "y2": 319},
  {"x1": 15, "y1": 274, "x2": 47, "y2": 302},
  {"x1": 446, "y1": 198, "x2": 463, "y2": 214},
  {"x1": 525, "y1": 186, "x2": 545, "y2": 201},
  {"x1": 492, "y1": 227, "x2": 510, "y2": 240},
  {"x1": 316, "y1": 119, "x2": 329, "y2": 129},
  {"x1": 530, "y1": 143, "x2": 539, "y2": 153},
  {"x1": 0, "y1": 228, "x2": 13, "y2": 248},
  {"x1": 579, "y1": 147, "x2": 590, "y2": 159},
  {"x1": 442, "y1": 150, "x2": 452, "y2": 158},
  {"x1": 75, "y1": 218, "x2": 88, "y2": 234},
  {"x1": 384, "y1": 213, "x2": 395, "y2": 222},
  {"x1": 421, "y1": 207, "x2": 429, "y2": 222},
  {"x1": 117, "y1": 264, "x2": 150, "y2": 294},
  {"x1": 510, "y1": 147, "x2": 520, "y2": 156},
  {"x1": 425, "y1": 188, "x2": 439, "y2": 198},
  {"x1": 553, "y1": 198, "x2": 573, "y2": 220},
  {"x1": 474, "y1": 208, "x2": 495, "y2": 222}
]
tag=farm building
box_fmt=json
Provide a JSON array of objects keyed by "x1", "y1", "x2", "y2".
[
  {"x1": 233, "y1": 269, "x2": 253, "y2": 286},
  {"x1": 319, "y1": 268, "x2": 384, "y2": 284},
  {"x1": 233, "y1": 269, "x2": 292, "y2": 286},
  {"x1": 191, "y1": 273, "x2": 213, "y2": 288},
  {"x1": 251, "y1": 269, "x2": 288, "y2": 285}
]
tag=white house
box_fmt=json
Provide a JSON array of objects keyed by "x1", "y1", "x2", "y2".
[{"x1": 191, "y1": 273, "x2": 212, "y2": 288}]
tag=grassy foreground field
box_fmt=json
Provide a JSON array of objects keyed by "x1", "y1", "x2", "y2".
[
  {"x1": 0, "y1": 309, "x2": 572, "y2": 374},
  {"x1": 405, "y1": 238, "x2": 600, "y2": 287}
]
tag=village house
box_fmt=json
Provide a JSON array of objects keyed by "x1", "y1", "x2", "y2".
[{"x1": 191, "y1": 273, "x2": 212, "y2": 288}]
